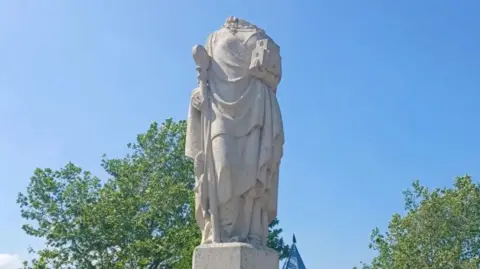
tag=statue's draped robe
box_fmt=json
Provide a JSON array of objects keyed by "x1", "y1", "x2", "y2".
[{"x1": 186, "y1": 25, "x2": 284, "y2": 244}]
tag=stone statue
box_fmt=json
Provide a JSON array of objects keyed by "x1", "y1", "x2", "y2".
[{"x1": 185, "y1": 16, "x2": 284, "y2": 248}]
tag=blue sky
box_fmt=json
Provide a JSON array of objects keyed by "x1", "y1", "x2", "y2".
[{"x1": 1, "y1": 0, "x2": 479, "y2": 268}]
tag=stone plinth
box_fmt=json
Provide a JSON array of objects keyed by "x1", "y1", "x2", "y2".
[{"x1": 192, "y1": 242, "x2": 279, "y2": 269}]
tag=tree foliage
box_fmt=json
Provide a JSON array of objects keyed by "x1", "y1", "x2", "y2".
[
  {"x1": 355, "y1": 175, "x2": 480, "y2": 269},
  {"x1": 18, "y1": 119, "x2": 289, "y2": 269}
]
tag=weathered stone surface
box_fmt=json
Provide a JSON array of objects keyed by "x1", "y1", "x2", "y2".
[
  {"x1": 186, "y1": 16, "x2": 284, "y2": 248},
  {"x1": 192, "y1": 243, "x2": 279, "y2": 269}
]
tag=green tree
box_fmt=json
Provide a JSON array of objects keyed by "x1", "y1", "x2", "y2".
[
  {"x1": 18, "y1": 119, "x2": 289, "y2": 269},
  {"x1": 355, "y1": 175, "x2": 480, "y2": 269}
]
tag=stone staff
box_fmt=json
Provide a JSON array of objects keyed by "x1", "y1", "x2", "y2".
[{"x1": 192, "y1": 44, "x2": 220, "y2": 243}]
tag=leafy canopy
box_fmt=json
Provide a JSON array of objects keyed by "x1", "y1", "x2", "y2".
[
  {"x1": 355, "y1": 175, "x2": 480, "y2": 269},
  {"x1": 18, "y1": 119, "x2": 290, "y2": 269}
]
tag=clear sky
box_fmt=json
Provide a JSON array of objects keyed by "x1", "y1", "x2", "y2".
[{"x1": 1, "y1": 1, "x2": 479, "y2": 268}]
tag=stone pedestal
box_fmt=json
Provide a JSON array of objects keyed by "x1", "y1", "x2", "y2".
[{"x1": 192, "y1": 242, "x2": 279, "y2": 269}]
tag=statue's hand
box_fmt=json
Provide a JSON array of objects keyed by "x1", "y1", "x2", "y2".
[{"x1": 191, "y1": 87, "x2": 204, "y2": 111}]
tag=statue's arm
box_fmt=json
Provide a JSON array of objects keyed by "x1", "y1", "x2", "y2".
[{"x1": 249, "y1": 38, "x2": 282, "y2": 91}]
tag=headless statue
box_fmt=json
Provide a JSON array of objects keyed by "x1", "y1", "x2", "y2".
[{"x1": 185, "y1": 16, "x2": 284, "y2": 248}]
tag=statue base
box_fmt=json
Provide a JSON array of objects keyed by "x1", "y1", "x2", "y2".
[{"x1": 192, "y1": 242, "x2": 279, "y2": 269}]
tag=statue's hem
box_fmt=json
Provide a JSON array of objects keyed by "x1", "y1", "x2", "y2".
[{"x1": 195, "y1": 242, "x2": 276, "y2": 252}]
